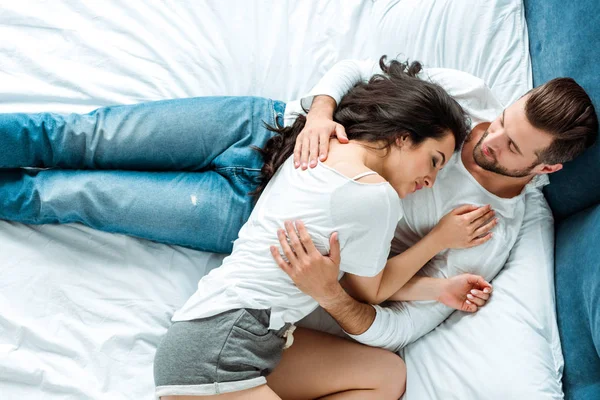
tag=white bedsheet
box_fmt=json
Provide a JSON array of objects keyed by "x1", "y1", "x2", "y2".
[{"x1": 0, "y1": 1, "x2": 548, "y2": 399}]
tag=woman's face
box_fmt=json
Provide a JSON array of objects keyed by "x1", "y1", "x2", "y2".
[{"x1": 383, "y1": 133, "x2": 455, "y2": 198}]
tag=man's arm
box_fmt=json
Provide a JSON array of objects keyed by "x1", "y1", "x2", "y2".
[
  {"x1": 270, "y1": 221, "x2": 493, "y2": 348},
  {"x1": 300, "y1": 59, "x2": 379, "y2": 111},
  {"x1": 315, "y1": 282, "x2": 377, "y2": 336},
  {"x1": 269, "y1": 221, "x2": 377, "y2": 335}
]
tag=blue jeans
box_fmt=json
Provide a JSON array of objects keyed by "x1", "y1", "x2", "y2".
[{"x1": 0, "y1": 96, "x2": 285, "y2": 253}]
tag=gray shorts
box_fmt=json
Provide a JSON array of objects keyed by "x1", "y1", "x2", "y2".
[{"x1": 154, "y1": 309, "x2": 293, "y2": 398}]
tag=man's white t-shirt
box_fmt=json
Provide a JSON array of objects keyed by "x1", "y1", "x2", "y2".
[
  {"x1": 173, "y1": 156, "x2": 402, "y2": 329},
  {"x1": 292, "y1": 59, "x2": 552, "y2": 352}
]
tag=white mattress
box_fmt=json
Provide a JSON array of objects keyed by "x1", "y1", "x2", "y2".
[{"x1": 0, "y1": 1, "x2": 547, "y2": 399}]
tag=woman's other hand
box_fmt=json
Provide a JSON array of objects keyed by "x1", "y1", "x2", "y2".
[
  {"x1": 431, "y1": 204, "x2": 498, "y2": 249},
  {"x1": 437, "y1": 274, "x2": 493, "y2": 313}
]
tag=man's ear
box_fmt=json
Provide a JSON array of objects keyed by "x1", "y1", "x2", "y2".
[{"x1": 537, "y1": 163, "x2": 563, "y2": 175}]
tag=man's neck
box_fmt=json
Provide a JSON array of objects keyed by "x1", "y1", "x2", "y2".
[{"x1": 461, "y1": 123, "x2": 534, "y2": 199}]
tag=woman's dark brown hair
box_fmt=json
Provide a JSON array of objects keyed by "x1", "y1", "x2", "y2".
[{"x1": 253, "y1": 56, "x2": 469, "y2": 197}]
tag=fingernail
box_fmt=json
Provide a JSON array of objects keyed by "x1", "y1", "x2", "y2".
[
  {"x1": 467, "y1": 294, "x2": 474, "y2": 300},
  {"x1": 302, "y1": 163, "x2": 307, "y2": 169},
  {"x1": 470, "y1": 289, "x2": 477, "y2": 295},
  {"x1": 319, "y1": 155, "x2": 326, "y2": 161},
  {"x1": 466, "y1": 300, "x2": 473, "y2": 305},
  {"x1": 310, "y1": 161, "x2": 317, "y2": 167},
  {"x1": 484, "y1": 288, "x2": 490, "y2": 293},
  {"x1": 295, "y1": 162, "x2": 300, "y2": 167}
]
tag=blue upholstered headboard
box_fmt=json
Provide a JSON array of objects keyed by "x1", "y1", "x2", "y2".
[{"x1": 523, "y1": 0, "x2": 600, "y2": 220}]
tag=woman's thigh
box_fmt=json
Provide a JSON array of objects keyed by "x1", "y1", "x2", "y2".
[{"x1": 266, "y1": 327, "x2": 406, "y2": 400}]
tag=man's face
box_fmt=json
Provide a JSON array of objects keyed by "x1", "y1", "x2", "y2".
[{"x1": 473, "y1": 95, "x2": 556, "y2": 178}]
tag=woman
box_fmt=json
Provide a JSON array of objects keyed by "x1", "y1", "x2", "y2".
[{"x1": 153, "y1": 57, "x2": 496, "y2": 400}]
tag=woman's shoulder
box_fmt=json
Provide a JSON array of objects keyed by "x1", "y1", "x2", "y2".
[
  {"x1": 321, "y1": 160, "x2": 386, "y2": 184},
  {"x1": 330, "y1": 174, "x2": 401, "y2": 223}
]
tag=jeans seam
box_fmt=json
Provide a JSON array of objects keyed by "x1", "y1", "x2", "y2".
[
  {"x1": 214, "y1": 167, "x2": 261, "y2": 173},
  {"x1": 270, "y1": 99, "x2": 277, "y2": 127}
]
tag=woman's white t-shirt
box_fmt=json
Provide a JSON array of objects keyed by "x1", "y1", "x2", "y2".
[{"x1": 172, "y1": 156, "x2": 403, "y2": 329}]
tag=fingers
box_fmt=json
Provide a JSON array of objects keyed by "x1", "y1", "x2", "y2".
[
  {"x1": 284, "y1": 220, "x2": 306, "y2": 257},
  {"x1": 467, "y1": 232, "x2": 493, "y2": 247},
  {"x1": 466, "y1": 275, "x2": 492, "y2": 308},
  {"x1": 293, "y1": 135, "x2": 302, "y2": 168},
  {"x1": 464, "y1": 300, "x2": 478, "y2": 313},
  {"x1": 478, "y1": 282, "x2": 493, "y2": 294},
  {"x1": 309, "y1": 134, "x2": 320, "y2": 168},
  {"x1": 294, "y1": 123, "x2": 346, "y2": 169},
  {"x1": 472, "y1": 217, "x2": 499, "y2": 237},
  {"x1": 469, "y1": 289, "x2": 490, "y2": 302},
  {"x1": 465, "y1": 204, "x2": 493, "y2": 222},
  {"x1": 466, "y1": 293, "x2": 487, "y2": 307},
  {"x1": 270, "y1": 245, "x2": 292, "y2": 275},
  {"x1": 467, "y1": 275, "x2": 493, "y2": 293},
  {"x1": 318, "y1": 132, "x2": 330, "y2": 162},
  {"x1": 335, "y1": 124, "x2": 349, "y2": 143},
  {"x1": 471, "y1": 209, "x2": 495, "y2": 227},
  {"x1": 329, "y1": 232, "x2": 340, "y2": 264},
  {"x1": 276, "y1": 228, "x2": 297, "y2": 265},
  {"x1": 451, "y1": 204, "x2": 480, "y2": 215},
  {"x1": 295, "y1": 220, "x2": 318, "y2": 255},
  {"x1": 300, "y1": 135, "x2": 311, "y2": 170}
]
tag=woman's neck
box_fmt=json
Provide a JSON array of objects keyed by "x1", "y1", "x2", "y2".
[{"x1": 327, "y1": 139, "x2": 388, "y2": 177}]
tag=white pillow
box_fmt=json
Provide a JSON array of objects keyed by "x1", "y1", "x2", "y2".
[
  {"x1": 400, "y1": 189, "x2": 563, "y2": 399},
  {"x1": 363, "y1": 0, "x2": 532, "y2": 106}
]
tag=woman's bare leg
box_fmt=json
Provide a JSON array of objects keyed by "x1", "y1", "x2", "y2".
[{"x1": 267, "y1": 327, "x2": 406, "y2": 400}]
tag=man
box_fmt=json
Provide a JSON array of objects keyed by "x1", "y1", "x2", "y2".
[{"x1": 271, "y1": 59, "x2": 598, "y2": 351}]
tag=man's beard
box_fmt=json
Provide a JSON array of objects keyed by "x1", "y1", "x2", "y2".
[{"x1": 472, "y1": 130, "x2": 537, "y2": 178}]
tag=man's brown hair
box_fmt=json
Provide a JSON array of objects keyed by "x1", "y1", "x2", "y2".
[{"x1": 526, "y1": 77, "x2": 598, "y2": 164}]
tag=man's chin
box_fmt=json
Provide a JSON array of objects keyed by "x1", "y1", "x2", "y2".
[{"x1": 473, "y1": 150, "x2": 496, "y2": 171}]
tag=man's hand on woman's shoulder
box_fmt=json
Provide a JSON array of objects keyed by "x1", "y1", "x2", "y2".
[{"x1": 294, "y1": 95, "x2": 348, "y2": 170}]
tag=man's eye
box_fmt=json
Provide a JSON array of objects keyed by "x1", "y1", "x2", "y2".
[
  {"x1": 432, "y1": 158, "x2": 437, "y2": 168},
  {"x1": 508, "y1": 141, "x2": 515, "y2": 153}
]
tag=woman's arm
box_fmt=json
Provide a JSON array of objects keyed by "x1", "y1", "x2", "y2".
[
  {"x1": 342, "y1": 204, "x2": 497, "y2": 305},
  {"x1": 388, "y1": 275, "x2": 492, "y2": 311},
  {"x1": 341, "y1": 231, "x2": 444, "y2": 304},
  {"x1": 387, "y1": 275, "x2": 445, "y2": 301}
]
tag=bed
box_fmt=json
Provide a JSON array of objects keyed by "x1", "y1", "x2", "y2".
[{"x1": 0, "y1": 1, "x2": 588, "y2": 399}]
